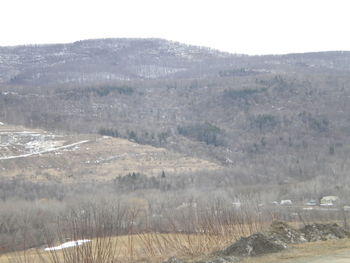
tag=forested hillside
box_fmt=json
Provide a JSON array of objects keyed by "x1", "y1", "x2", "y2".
[{"x1": 1, "y1": 39, "x2": 350, "y2": 185}]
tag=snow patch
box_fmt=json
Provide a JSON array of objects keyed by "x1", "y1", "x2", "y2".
[
  {"x1": 0, "y1": 140, "x2": 89, "y2": 160},
  {"x1": 44, "y1": 239, "x2": 91, "y2": 251},
  {"x1": 0, "y1": 122, "x2": 4, "y2": 126}
]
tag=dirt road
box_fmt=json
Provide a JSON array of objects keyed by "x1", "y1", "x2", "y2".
[
  {"x1": 244, "y1": 239, "x2": 350, "y2": 263},
  {"x1": 280, "y1": 250, "x2": 350, "y2": 263}
]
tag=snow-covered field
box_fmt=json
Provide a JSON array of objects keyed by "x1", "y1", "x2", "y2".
[{"x1": 44, "y1": 240, "x2": 91, "y2": 251}]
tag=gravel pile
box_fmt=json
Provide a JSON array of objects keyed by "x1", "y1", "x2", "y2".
[
  {"x1": 220, "y1": 232, "x2": 286, "y2": 257},
  {"x1": 266, "y1": 221, "x2": 307, "y2": 244},
  {"x1": 300, "y1": 223, "x2": 350, "y2": 242},
  {"x1": 162, "y1": 222, "x2": 350, "y2": 262}
]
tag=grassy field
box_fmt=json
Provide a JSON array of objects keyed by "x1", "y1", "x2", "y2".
[
  {"x1": 0, "y1": 221, "x2": 267, "y2": 263},
  {"x1": 3, "y1": 234, "x2": 350, "y2": 263},
  {"x1": 0, "y1": 233, "x2": 230, "y2": 263}
]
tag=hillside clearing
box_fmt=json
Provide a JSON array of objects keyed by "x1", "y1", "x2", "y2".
[{"x1": 0, "y1": 124, "x2": 222, "y2": 183}]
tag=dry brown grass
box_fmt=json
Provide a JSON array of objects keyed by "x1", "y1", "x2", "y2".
[
  {"x1": 0, "y1": 221, "x2": 268, "y2": 263},
  {"x1": 4, "y1": 234, "x2": 350, "y2": 263},
  {"x1": 0, "y1": 233, "x2": 215, "y2": 263}
]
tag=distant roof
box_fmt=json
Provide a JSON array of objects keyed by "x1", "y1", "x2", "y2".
[{"x1": 321, "y1": 196, "x2": 339, "y2": 201}]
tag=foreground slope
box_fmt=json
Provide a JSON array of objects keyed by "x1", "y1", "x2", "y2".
[{"x1": 244, "y1": 239, "x2": 350, "y2": 263}]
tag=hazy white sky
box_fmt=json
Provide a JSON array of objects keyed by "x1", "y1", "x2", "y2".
[{"x1": 0, "y1": 0, "x2": 349, "y2": 54}]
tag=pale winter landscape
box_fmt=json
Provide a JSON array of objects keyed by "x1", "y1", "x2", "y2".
[
  {"x1": 1, "y1": 1, "x2": 350, "y2": 262},
  {"x1": 1, "y1": 37, "x2": 350, "y2": 262}
]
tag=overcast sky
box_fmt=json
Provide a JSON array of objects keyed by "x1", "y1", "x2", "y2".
[{"x1": 0, "y1": 0, "x2": 349, "y2": 55}]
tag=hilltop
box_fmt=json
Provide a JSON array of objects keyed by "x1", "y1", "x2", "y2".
[
  {"x1": 0, "y1": 38, "x2": 234, "y2": 86},
  {"x1": 0, "y1": 38, "x2": 349, "y2": 87}
]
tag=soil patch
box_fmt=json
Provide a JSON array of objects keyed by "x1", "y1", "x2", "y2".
[
  {"x1": 220, "y1": 232, "x2": 286, "y2": 257},
  {"x1": 163, "y1": 255, "x2": 239, "y2": 263}
]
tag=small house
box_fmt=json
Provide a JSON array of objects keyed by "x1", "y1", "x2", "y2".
[
  {"x1": 320, "y1": 196, "x2": 339, "y2": 206},
  {"x1": 280, "y1": 200, "x2": 292, "y2": 205}
]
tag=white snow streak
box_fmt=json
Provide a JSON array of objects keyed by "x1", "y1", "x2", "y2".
[
  {"x1": 44, "y1": 240, "x2": 91, "y2": 251},
  {"x1": 0, "y1": 140, "x2": 89, "y2": 160}
]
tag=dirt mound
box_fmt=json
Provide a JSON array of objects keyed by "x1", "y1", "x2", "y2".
[
  {"x1": 218, "y1": 222, "x2": 350, "y2": 258},
  {"x1": 164, "y1": 222, "x2": 350, "y2": 262},
  {"x1": 300, "y1": 223, "x2": 350, "y2": 242},
  {"x1": 266, "y1": 221, "x2": 307, "y2": 244},
  {"x1": 221, "y1": 232, "x2": 286, "y2": 257}
]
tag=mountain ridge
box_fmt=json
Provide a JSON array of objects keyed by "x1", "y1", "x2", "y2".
[
  {"x1": 1, "y1": 37, "x2": 349, "y2": 56},
  {"x1": 1, "y1": 38, "x2": 350, "y2": 87}
]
